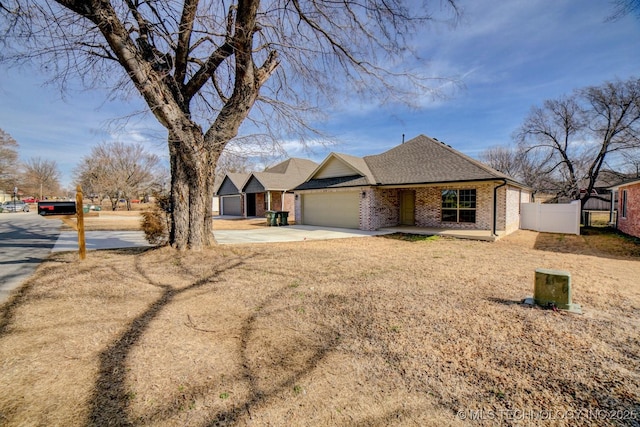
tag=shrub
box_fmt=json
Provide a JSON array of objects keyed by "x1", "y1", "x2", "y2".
[{"x1": 140, "y1": 192, "x2": 171, "y2": 246}]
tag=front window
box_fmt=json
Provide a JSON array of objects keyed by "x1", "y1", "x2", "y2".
[
  {"x1": 441, "y1": 189, "x2": 476, "y2": 223},
  {"x1": 621, "y1": 190, "x2": 627, "y2": 218}
]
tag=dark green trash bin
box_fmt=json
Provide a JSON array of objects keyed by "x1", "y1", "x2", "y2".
[
  {"x1": 277, "y1": 211, "x2": 289, "y2": 226},
  {"x1": 265, "y1": 210, "x2": 277, "y2": 226}
]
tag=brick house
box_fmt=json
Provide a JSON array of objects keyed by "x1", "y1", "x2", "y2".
[
  {"x1": 294, "y1": 135, "x2": 531, "y2": 238},
  {"x1": 609, "y1": 178, "x2": 640, "y2": 239},
  {"x1": 216, "y1": 172, "x2": 250, "y2": 216},
  {"x1": 215, "y1": 158, "x2": 317, "y2": 219},
  {"x1": 241, "y1": 158, "x2": 317, "y2": 220}
]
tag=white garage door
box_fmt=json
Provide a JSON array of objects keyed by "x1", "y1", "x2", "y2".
[
  {"x1": 302, "y1": 192, "x2": 360, "y2": 229},
  {"x1": 221, "y1": 195, "x2": 242, "y2": 216}
]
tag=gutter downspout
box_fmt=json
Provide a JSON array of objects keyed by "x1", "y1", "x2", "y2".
[{"x1": 492, "y1": 179, "x2": 508, "y2": 237}]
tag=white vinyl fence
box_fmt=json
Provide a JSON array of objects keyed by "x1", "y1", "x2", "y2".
[{"x1": 520, "y1": 201, "x2": 581, "y2": 235}]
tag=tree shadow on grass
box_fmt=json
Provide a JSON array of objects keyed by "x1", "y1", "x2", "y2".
[
  {"x1": 85, "y1": 249, "x2": 413, "y2": 426},
  {"x1": 86, "y1": 250, "x2": 252, "y2": 426}
]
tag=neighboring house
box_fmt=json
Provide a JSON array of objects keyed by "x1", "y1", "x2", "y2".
[
  {"x1": 215, "y1": 158, "x2": 318, "y2": 218},
  {"x1": 216, "y1": 172, "x2": 250, "y2": 216},
  {"x1": 294, "y1": 135, "x2": 531, "y2": 237},
  {"x1": 578, "y1": 170, "x2": 630, "y2": 211},
  {"x1": 242, "y1": 158, "x2": 318, "y2": 219},
  {"x1": 609, "y1": 178, "x2": 640, "y2": 239}
]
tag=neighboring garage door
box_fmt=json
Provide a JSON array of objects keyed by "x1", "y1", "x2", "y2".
[
  {"x1": 221, "y1": 195, "x2": 242, "y2": 215},
  {"x1": 302, "y1": 192, "x2": 360, "y2": 228}
]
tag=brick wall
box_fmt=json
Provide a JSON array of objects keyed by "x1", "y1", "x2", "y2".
[
  {"x1": 414, "y1": 183, "x2": 494, "y2": 230},
  {"x1": 361, "y1": 188, "x2": 399, "y2": 230},
  {"x1": 364, "y1": 183, "x2": 498, "y2": 231},
  {"x1": 283, "y1": 193, "x2": 296, "y2": 220},
  {"x1": 618, "y1": 183, "x2": 640, "y2": 238},
  {"x1": 504, "y1": 186, "x2": 521, "y2": 234},
  {"x1": 298, "y1": 182, "x2": 523, "y2": 234},
  {"x1": 255, "y1": 193, "x2": 266, "y2": 217}
]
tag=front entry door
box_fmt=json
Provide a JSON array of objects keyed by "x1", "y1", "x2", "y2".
[
  {"x1": 246, "y1": 193, "x2": 256, "y2": 216},
  {"x1": 400, "y1": 190, "x2": 415, "y2": 225}
]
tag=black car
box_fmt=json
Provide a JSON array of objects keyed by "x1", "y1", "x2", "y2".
[{"x1": 1, "y1": 201, "x2": 30, "y2": 212}]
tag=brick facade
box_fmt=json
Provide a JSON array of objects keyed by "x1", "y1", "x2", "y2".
[
  {"x1": 297, "y1": 182, "x2": 526, "y2": 236},
  {"x1": 618, "y1": 182, "x2": 640, "y2": 238},
  {"x1": 359, "y1": 182, "x2": 526, "y2": 233},
  {"x1": 504, "y1": 186, "x2": 531, "y2": 234},
  {"x1": 254, "y1": 192, "x2": 297, "y2": 220}
]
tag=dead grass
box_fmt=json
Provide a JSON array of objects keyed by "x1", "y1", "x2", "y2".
[{"x1": 0, "y1": 230, "x2": 639, "y2": 426}]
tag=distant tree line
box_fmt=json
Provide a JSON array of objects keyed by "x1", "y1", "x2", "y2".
[
  {"x1": 1, "y1": 128, "x2": 169, "y2": 209},
  {"x1": 0, "y1": 128, "x2": 62, "y2": 199}
]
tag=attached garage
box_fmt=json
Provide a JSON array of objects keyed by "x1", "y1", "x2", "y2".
[
  {"x1": 301, "y1": 192, "x2": 360, "y2": 228},
  {"x1": 221, "y1": 195, "x2": 242, "y2": 216}
]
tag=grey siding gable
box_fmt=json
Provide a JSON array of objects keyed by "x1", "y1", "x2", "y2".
[
  {"x1": 217, "y1": 177, "x2": 240, "y2": 195},
  {"x1": 244, "y1": 176, "x2": 266, "y2": 193}
]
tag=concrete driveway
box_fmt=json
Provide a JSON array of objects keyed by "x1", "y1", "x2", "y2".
[
  {"x1": 213, "y1": 225, "x2": 391, "y2": 244},
  {"x1": 48, "y1": 225, "x2": 390, "y2": 252}
]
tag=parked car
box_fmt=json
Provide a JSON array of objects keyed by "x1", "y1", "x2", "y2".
[
  {"x1": 1, "y1": 200, "x2": 30, "y2": 212},
  {"x1": 22, "y1": 197, "x2": 39, "y2": 203}
]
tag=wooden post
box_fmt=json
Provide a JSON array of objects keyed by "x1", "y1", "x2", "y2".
[{"x1": 76, "y1": 185, "x2": 86, "y2": 260}]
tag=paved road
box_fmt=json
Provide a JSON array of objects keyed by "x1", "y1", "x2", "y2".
[{"x1": 0, "y1": 212, "x2": 61, "y2": 305}]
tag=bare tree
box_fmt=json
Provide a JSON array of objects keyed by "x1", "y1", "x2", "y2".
[
  {"x1": 20, "y1": 157, "x2": 61, "y2": 199},
  {"x1": 75, "y1": 141, "x2": 161, "y2": 210},
  {"x1": 0, "y1": 128, "x2": 20, "y2": 192},
  {"x1": 516, "y1": 77, "x2": 640, "y2": 207},
  {"x1": 1, "y1": 0, "x2": 459, "y2": 250},
  {"x1": 479, "y1": 145, "x2": 521, "y2": 178},
  {"x1": 608, "y1": 0, "x2": 640, "y2": 20},
  {"x1": 620, "y1": 148, "x2": 640, "y2": 177}
]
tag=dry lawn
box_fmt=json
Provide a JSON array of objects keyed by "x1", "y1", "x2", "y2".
[{"x1": 0, "y1": 229, "x2": 639, "y2": 426}]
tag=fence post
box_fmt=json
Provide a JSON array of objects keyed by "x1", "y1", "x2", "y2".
[{"x1": 76, "y1": 185, "x2": 86, "y2": 260}]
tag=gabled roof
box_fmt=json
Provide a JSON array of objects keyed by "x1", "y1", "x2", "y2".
[
  {"x1": 215, "y1": 172, "x2": 250, "y2": 195},
  {"x1": 264, "y1": 157, "x2": 317, "y2": 175},
  {"x1": 242, "y1": 158, "x2": 318, "y2": 192},
  {"x1": 296, "y1": 134, "x2": 524, "y2": 190}
]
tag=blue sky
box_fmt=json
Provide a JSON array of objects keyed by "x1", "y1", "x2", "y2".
[{"x1": 1, "y1": 0, "x2": 639, "y2": 188}]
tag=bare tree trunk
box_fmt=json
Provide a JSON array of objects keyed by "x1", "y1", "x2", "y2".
[{"x1": 168, "y1": 127, "x2": 219, "y2": 251}]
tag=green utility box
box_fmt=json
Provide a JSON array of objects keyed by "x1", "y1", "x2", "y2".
[{"x1": 534, "y1": 268, "x2": 582, "y2": 313}]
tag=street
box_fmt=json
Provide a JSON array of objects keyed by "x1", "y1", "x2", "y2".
[{"x1": 0, "y1": 211, "x2": 61, "y2": 305}]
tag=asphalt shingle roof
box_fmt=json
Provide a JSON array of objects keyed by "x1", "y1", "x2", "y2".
[
  {"x1": 295, "y1": 134, "x2": 522, "y2": 190},
  {"x1": 245, "y1": 158, "x2": 318, "y2": 191},
  {"x1": 365, "y1": 135, "x2": 513, "y2": 184}
]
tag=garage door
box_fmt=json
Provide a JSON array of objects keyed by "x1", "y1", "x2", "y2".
[
  {"x1": 302, "y1": 192, "x2": 360, "y2": 228},
  {"x1": 221, "y1": 195, "x2": 242, "y2": 216}
]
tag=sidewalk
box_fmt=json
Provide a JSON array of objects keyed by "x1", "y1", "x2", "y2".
[{"x1": 52, "y1": 231, "x2": 151, "y2": 252}]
